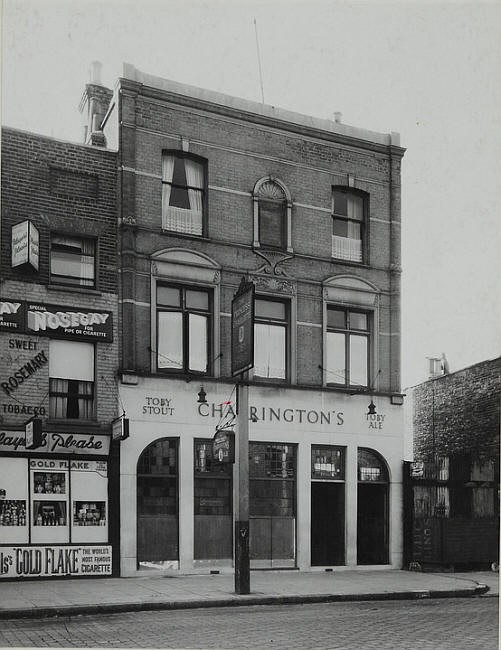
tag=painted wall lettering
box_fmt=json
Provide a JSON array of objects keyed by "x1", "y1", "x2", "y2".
[{"x1": 1, "y1": 350, "x2": 48, "y2": 396}]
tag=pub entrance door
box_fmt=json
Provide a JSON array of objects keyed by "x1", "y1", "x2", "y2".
[
  {"x1": 137, "y1": 438, "x2": 179, "y2": 568},
  {"x1": 249, "y1": 442, "x2": 296, "y2": 568},
  {"x1": 311, "y1": 482, "x2": 345, "y2": 565},
  {"x1": 357, "y1": 448, "x2": 389, "y2": 565}
]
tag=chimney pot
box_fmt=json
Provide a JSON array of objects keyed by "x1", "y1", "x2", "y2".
[
  {"x1": 90, "y1": 61, "x2": 102, "y2": 85},
  {"x1": 333, "y1": 111, "x2": 342, "y2": 124}
]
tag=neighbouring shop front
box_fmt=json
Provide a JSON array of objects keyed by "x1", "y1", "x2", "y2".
[
  {"x1": 0, "y1": 430, "x2": 113, "y2": 579},
  {"x1": 119, "y1": 377, "x2": 404, "y2": 575}
]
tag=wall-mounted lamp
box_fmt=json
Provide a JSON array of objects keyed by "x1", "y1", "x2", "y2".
[
  {"x1": 197, "y1": 386, "x2": 207, "y2": 404},
  {"x1": 367, "y1": 400, "x2": 377, "y2": 415}
]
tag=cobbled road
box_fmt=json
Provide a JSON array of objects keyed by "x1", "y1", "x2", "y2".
[{"x1": 0, "y1": 597, "x2": 497, "y2": 649}]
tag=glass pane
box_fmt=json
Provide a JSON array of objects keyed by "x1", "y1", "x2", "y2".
[
  {"x1": 311, "y1": 446, "x2": 345, "y2": 480},
  {"x1": 138, "y1": 440, "x2": 177, "y2": 475},
  {"x1": 358, "y1": 449, "x2": 388, "y2": 482},
  {"x1": 254, "y1": 323, "x2": 286, "y2": 378},
  {"x1": 259, "y1": 200, "x2": 284, "y2": 248},
  {"x1": 349, "y1": 312, "x2": 368, "y2": 331},
  {"x1": 186, "y1": 289, "x2": 209, "y2": 310},
  {"x1": 326, "y1": 332, "x2": 346, "y2": 384},
  {"x1": 347, "y1": 194, "x2": 364, "y2": 220},
  {"x1": 157, "y1": 286, "x2": 181, "y2": 307},
  {"x1": 188, "y1": 314, "x2": 208, "y2": 373},
  {"x1": 170, "y1": 185, "x2": 190, "y2": 209},
  {"x1": 349, "y1": 335, "x2": 368, "y2": 387},
  {"x1": 137, "y1": 476, "x2": 177, "y2": 515},
  {"x1": 327, "y1": 308, "x2": 345, "y2": 329},
  {"x1": 171, "y1": 156, "x2": 188, "y2": 186},
  {"x1": 157, "y1": 311, "x2": 183, "y2": 369},
  {"x1": 333, "y1": 191, "x2": 348, "y2": 216},
  {"x1": 51, "y1": 250, "x2": 94, "y2": 282},
  {"x1": 332, "y1": 219, "x2": 348, "y2": 237},
  {"x1": 255, "y1": 299, "x2": 285, "y2": 320}
]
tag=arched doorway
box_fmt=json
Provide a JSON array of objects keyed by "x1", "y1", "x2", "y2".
[
  {"x1": 137, "y1": 438, "x2": 179, "y2": 567},
  {"x1": 357, "y1": 448, "x2": 389, "y2": 564}
]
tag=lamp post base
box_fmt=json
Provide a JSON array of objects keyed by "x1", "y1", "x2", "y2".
[{"x1": 234, "y1": 520, "x2": 250, "y2": 594}]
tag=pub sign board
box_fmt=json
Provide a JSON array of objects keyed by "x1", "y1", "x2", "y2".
[
  {"x1": 0, "y1": 299, "x2": 113, "y2": 342},
  {"x1": 231, "y1": 278, "x2": 255, "y2": 377},
  {"x1": 11, "y1": 220, "x2": 40, "y2": 271},
  {"x1": 213, "y1": 428, "x2": 235, "y2": 464}
]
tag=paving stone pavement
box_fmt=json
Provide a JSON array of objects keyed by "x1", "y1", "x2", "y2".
[{"x1": 0, "y1": 569, "x2": 497, "y2": 619}]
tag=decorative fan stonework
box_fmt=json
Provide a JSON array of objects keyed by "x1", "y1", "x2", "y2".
[
  {"x1": 251, "y1": 274, "x2": 296, "y2": 295},
  {"x1": 256, "y1": 180, "x2": 286, "y2": 201},
  {"x1": 253, "y1": 249, "x2": 294, "y2": 276}
]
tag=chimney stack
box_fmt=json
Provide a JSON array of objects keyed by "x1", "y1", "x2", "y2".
[{"x1": 79, "y1": 61, "x2": 113, "y2": 147}]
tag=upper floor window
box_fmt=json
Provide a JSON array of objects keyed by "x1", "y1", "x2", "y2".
[
  {"x1": 50, "y1": 234, "x2": 95, "y2": 288},
  {"x1": 49, "y1": 340, "x2": 95, "y2": 419},
  {"x1": 254, "y1": 298, "x2": 288, "y2": 380},
  {"x1": 326, "y1": 306, "x2": 370, "y2": 388},
  {"x1": 156, "y1": 284, "x2": 211, "y2": 375},
  {"x1": 331, "y1": 189, "x2": 366, "y2": 263},
  {"x1": 162, "y1": 152, "x2": 206, "y2": 236},
  {"x1": 253, "y1": 178, "x2": 292, "y2": 252}
]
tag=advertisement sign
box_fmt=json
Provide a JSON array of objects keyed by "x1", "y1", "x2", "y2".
[
  {"x1": 231, "y1": 278, "x2": 255, "y2": 377},
  {"x1": 0, "y1": 300, "x2": 113, "y2": 342},
  {"x1": 213, "y1": 428, "x2": 235, "y2": 463},
  {"x1": 0, "y1": 430, "x2": 111, "y2": 456},
  {"x1": 0, "y1": 545, "x2": 112, "y2": 578},
  {"x1": 11, "y1": 221, "x2": 40, "y2": 270},
  {"x1": 26, "y1": 302, "x2": 113, "y2": 341},
  {"x1": 0, "y1": 301, "x2": 24, "y2": 332}
]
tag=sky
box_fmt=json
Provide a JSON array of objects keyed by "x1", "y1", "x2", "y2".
[{"x1": 2, "y1": 0, "x2": 500, "y2": 389}]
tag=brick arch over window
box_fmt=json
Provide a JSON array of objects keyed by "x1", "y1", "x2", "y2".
[{"x1": 252, "y1": 176, "x2": 293, "y2": 252}]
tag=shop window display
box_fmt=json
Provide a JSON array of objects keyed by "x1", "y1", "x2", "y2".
[
  {"x1": 73, "y1": 501, "x2": 106, "y2": 526},
  {"x1": 0, "y1": 500, "x2": 27, "y2": 526}
]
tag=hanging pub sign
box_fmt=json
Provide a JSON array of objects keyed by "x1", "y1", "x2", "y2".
[
  {"x1": 11, "y1": 220, "x2": 40, "y2": 270},
  {"x1": 0, "y1": 299, "x2": 113, "y2": 342},
  {"x1": 213, "y1": 428, "x2": 235, "y2": 464},
  {"x1": 231, "y1": 277, "x2": 255, "y2": 377},
  {"x1": 111, "y1": 414, "x2": 129, "y2": 441},
  {"x1": 25, "y1": 417, "x2": 43, "y2": 450}
]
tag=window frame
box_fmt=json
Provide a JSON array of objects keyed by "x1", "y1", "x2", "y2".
[
  {"x1": 48, "y1": 340, "x2": 96, "y2": 421},
  {"x1": 156, "y1": 283, "x2": 212, "y2": 376},
  {"x1": 161, "y1": 150, "x2": 208, "y2": 237},
  {"x1": 50, "y1": 233, "x2": 97, "y2": 289},
  {"x1": 325, "y1": 306, "x2": 371, "y2": 389},
  {"x1": 253, "y1": 296, "x2": 290, "y2": 382},
  {"x1": 331, "y1": 187, "x2": 368, "y2": 264}
]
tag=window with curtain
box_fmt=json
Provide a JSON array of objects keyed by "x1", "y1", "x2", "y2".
[
  {"x1": 331, "y1": 189, "x2": 366, "y2": 263},
  {"x1": 49, "y1": 340, "x2": 95, "y2": 419},
  {"x1": 326, "y1": 307, "x2": 370, "y2": 388},
  {"x1": 156, "y1": 284, "x2": 211, "y2": 375},
  {"x1": 254, "y1": 298, "x2": 288, "y2": 380},
  {"x1": 50, "y1": 234, "x2": 95, "y2": 287},
  {"x1": 256, "y1": 180, "x2": 286, "y2": 249},
  {"x1": 162, "y1": 153, "x2": 206, "y2": 235}
]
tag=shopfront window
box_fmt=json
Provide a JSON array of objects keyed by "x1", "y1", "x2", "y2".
[{"x1": 0, "y1": 457, "x2": 108, "y2": 547}]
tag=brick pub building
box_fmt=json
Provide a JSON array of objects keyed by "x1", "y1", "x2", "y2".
[
  {"x1": 107, "y1": 65, "x2": 407, "y2": 575},
  {"x1": 0, "y1": 70, "x2": 120, "y2": 579}
]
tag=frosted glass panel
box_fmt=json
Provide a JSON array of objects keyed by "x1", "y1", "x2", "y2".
[
  {"x1": 326, "y1": 332, "x2": 346, "y2": 384},
  {"x1": 158, "y1": 312, "x2": 183, "y2": 369}
]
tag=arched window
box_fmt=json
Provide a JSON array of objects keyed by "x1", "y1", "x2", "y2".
[
  {"x1": 253, "y1": 177, "x2": 292, "y2": 252},
  {"x1": 331, "y1": 187, "x2": 368, "y2": 263}
]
